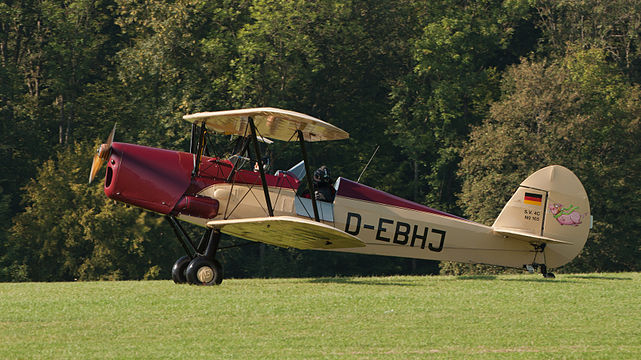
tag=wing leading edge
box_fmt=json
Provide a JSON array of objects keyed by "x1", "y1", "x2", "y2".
[
  {"x1": 183, "y1": 107, "x2": 349, "y2": 142},
  {"x1": 207, "y1": 216, "x2": 365, "y2": 250}
]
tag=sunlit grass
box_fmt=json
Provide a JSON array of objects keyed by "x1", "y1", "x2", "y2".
[{"x1": 1, "y1": 273, "x2": 639, "y2": 359}]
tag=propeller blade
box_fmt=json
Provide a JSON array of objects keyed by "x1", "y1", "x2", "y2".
[
  {"x1": 107, "y1": 123, "x2": 116, "y2": 146},
  {"x1": 88, "y1": 123, "x2": 117, "y2": 184},
  {"x1": 89, "y1": 152, "x2": 104, "y2": 184}
]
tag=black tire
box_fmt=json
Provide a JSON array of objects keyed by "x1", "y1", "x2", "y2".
[
  {"x1": 186, "y1": 257, "x2": 223, "y2": 285},
  {"x1": 172, "y1": 255, "x2": 191, "y2": 284}
]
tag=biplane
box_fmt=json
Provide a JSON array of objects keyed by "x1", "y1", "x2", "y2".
[{"x1": 89, "y1": 108, "x2": 591, "y2": 285}]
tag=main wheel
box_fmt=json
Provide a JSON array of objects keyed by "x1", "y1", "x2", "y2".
[
  {"x1": 171, "y1": 255, "x2": 191, "y2": 284},
  {"x1": 186, "y1": 257, "x2": 223, "y2": 285}
]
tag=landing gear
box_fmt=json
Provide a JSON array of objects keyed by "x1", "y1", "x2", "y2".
[
  {"x1": 171, "y1": 255, "x2": 191, "y2": 284},
  {"x1": 524, "y1": 243, "x2": 555, "y2": 279},
  {"x1": 166, "y1": 216, "x2": 224, "y2": 286},
  {"x1": 186, "y1": 257, "x2": 223, "y2": 285}
]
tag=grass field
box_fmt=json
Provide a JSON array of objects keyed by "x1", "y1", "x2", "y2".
[{"x1": 1, "y1": 273, "x2": 640, "y2": 359}]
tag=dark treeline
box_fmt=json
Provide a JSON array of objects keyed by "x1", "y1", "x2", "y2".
[{"x1": 2, "y1": 0, "x2": 641, "y2": 281}]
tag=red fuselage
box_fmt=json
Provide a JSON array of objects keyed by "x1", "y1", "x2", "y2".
[{"x1": 104, "y1": 143, "x2": 300, "y2": 219}]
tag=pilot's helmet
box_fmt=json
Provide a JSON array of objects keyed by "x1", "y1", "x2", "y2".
[{"x1": 314, "y1": 166, "x2": 331, "y2": 184}]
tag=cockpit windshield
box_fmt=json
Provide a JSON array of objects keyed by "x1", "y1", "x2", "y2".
[
  {"x1": 286, "y1": 160, "x2": 306, "y2": 180},
  {"x1": 274, "y1": 160, "x2": 305, "y2": 180}
]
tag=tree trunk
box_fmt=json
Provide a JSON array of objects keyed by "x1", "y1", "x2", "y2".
[{"x1": 58, "y1": 94, "x2": 65, "y2": 144}]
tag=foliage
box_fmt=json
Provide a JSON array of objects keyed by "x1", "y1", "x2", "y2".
[
  {"x1": 459, "y1": 49, "x2": 641, "y2": 272},
  {"x1": 2, "y1": 0, "x2": 641, "y2": 280},
  {"x1": 388, "y1": 0, "x2": 536, "y2": 211},
  {"x1": 115, "y1": 0, "x2": 249, "y2": 149},
  {"x1": 534, "y1": 0, "x2": 641, "y2": 80},
  {"x1": 3, "y1": 142, "x2": 180, "y2": 281}
]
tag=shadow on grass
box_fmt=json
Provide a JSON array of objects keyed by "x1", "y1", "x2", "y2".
[
  {"x1": 450, "y1": 274, "x2": 581, "y2": 283},
  {"x1": 307, "y1": 277, "x2": 419, "y2": 286},
  {"x1": 500, "y1": 278, "x2": 578, "y2": 283},
  {"x1": 305, "y1": 273, "x2": 632, "y2": 285},
  {"x1": 565, "y1": 274, "x2": 632, "y2": 281},
  {"x1": 455, "y1": 274, "x2": 632, "y2": 283},
  {"x1": 455, "y1": 275, "x2": 497, "y2": 280},
  {"x1": 452, "y1": 275, "x2": 577, "y2": 283}
]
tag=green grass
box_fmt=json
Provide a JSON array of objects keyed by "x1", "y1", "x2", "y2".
[{"x1": 1, "y1": 273, "x2": 640, "y2": 359}]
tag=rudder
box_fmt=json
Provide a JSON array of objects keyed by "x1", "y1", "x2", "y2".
[{"x1": 492, "y1": 165, "x2": 590, "y2": 268}]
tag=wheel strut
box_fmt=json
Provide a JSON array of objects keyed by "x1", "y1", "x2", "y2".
[
  {"x1": 203, "y1": 229, "x2": 221, "y2": 259},
  {"x1": 166, "y1": 215, "x2": 197, "y2": 259},
  {"x1": 166, "y1": 216, "x2": 224, "y2": 285}
]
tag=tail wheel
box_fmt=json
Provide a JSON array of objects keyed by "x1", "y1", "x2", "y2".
[
  {"x1": 171, "y1": 255, "x2": 192, "y2": 284},
  {"x1": 186, "y1": 257, "x2": 223, "y2": 286}
]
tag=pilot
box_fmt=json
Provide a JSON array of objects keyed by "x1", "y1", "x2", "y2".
[
  {"x1": 313, "y1": 165, "x2": 335, "y2": 202},
  {"x1": 253, "y1": 156, "x2": 271, "y2": 173}
]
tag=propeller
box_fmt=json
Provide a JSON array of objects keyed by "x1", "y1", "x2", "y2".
[{"x1": 89, "y1": 123, "x2": 117, "y2": 184}]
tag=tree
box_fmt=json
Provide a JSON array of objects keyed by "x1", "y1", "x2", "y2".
[
  {"x1": 115, "y1": 0, "x2": 250, "y2": 150},
  {"x1": 1, "y1": 0, "x2": 126, "y2": 255},
  {"x1": 4, "y1": 142, "x2": 181, "y2": 281},
  {"x1": 388, "y1": 0, "x2": 537, "y2": 212},
  {"x1": 230, "y1": 0, "x2": 414, "y2": 179},
  {"x1": 459, "y1": 49, "x2": 641, "y2": 272},
  {"x1": 5, "y1": 0, "x2": 639, "y2": 280},
  {"x1": 534, "y1": 0, "x2": 641, "y2": 81}
]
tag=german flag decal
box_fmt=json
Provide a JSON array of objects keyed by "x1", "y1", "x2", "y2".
[{"x1": 524, "y1": 192, "x2": 543, "y2": 206}]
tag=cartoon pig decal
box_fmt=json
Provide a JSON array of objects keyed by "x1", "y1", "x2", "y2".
[{"x1": 548, "y1": 203, "x2": 583, "y2": 226}]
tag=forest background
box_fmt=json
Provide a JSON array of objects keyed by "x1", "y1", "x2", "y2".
[{"x1": 2, "y1": 0, "x2": 641, "y2": 281}]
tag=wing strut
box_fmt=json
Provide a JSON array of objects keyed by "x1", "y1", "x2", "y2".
[
  {"x1": 189, "y1": 123, "x2": 198, "y2": 154},
  {"x1": 248, "y1": 117, "x2": 274, "y2": 217},
  {"x1": 192, "y1": 122, "x2": 208, "y2": 177},
  {"x1": 297, "y1": 129, "x2": 320, "y2": 222},
  {"x1": 226, "y1": 136, "x2": 251, "y2": 182}
]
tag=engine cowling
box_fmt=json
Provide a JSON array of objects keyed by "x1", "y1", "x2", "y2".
[{"x1": 105, "y1": 142, "x2": 193, "y2": 214}]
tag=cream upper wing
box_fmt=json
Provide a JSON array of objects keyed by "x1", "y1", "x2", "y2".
[{"x1": 183, "y1": 107, "x2": 349, "y2": 142}]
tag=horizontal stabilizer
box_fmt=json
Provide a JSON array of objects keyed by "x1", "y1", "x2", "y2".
[
  {"x1": 493, "y1": 227, "x2": 573, "y2": 245},
  {"x1": 207, "y1": 216, "x2": 365, "y2": 250}
]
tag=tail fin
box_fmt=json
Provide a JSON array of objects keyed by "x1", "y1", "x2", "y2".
[{"x1": 492, "y1": 165, "x2": 590, "y2": 268}]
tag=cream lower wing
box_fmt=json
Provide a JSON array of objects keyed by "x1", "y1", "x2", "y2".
[{"x1": 207, "y1": 216, "x2": 365, "y2": 250}]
